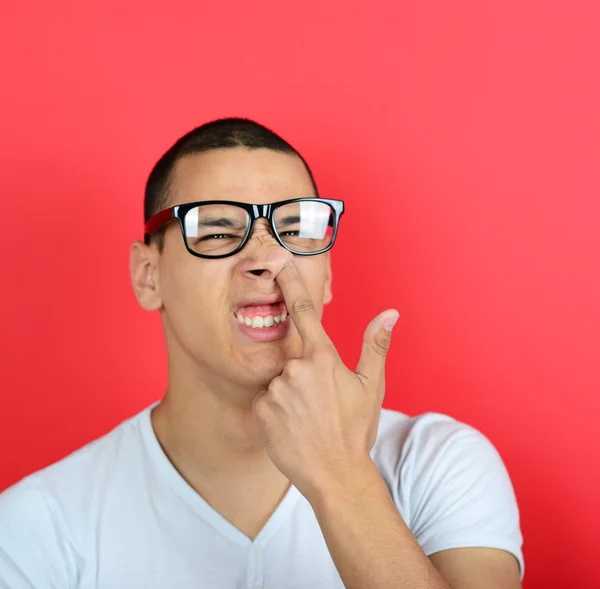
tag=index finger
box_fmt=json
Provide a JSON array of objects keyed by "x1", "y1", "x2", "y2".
[{"x1": 275, "y1": 260, "x2": 330, "y2": 349}]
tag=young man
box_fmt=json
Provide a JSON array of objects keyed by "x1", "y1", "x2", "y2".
[{"x1": 0, "y1": 118, "x2": 524, "y2": 588}]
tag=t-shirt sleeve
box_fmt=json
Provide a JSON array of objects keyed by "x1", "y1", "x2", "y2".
[
  {"x1": 0, "y1": 476, "x2": 75, "y2": 589},
  {"x1": 402, "y1": 414, "x2": 524, "y2": 580}
]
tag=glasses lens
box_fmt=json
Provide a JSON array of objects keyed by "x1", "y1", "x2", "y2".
[
  {"x1": 184, "y1": 204, "x2": 250, "y2": 256},
  {"x1": 273, "y1": 201, "x2": 334, "y2": 253}
]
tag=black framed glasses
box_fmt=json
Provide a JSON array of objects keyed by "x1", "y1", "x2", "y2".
[{"x1": 144, "y1": 198, "x2": 345, "y2": 259}]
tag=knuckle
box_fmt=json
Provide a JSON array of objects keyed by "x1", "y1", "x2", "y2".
[
  {"x1": 267, "y1": 388, "x2": 281, "y2": 405},
  {"x1": 292, "y1": 298, "x2": 315, "y2": 314},
  {"x1": 284, "y1": 359, "x2": 302, "y2": 379},
  {"x1": 372, "y1": 334, "x2": 391, "y2": 358},
  {"x1": 253, "y1": 394, "x2": 268, "y2": 417},
  {"x1": 265, "y1": 386, "x2": 282, "y2": 407},
  {"x1": 268, "y1": 375, "x2": 282, "y2": 393}
]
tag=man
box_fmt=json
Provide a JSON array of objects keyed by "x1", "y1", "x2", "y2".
[{"x1": 0, "y1": 118, "x2": 524, "y2": 588}]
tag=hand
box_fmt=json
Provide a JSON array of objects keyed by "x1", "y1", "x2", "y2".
[{"x1": 252, "y1": 260, "x2": 399, "y2": 503}]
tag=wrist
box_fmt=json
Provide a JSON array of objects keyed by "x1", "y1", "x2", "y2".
[{"x1": 308, "y1": 458, "x2": 388, "y2": 514}]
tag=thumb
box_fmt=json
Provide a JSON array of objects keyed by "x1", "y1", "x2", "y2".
[{"x1": 355, "y1": 310, "x2": 399, "y2": 383}]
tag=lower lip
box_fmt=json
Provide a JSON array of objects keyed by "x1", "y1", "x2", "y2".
[{"x1": 234, "y1": 316, "x2": 291, "y2": 342}]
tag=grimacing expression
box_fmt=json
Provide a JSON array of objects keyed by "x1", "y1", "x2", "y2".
[{"x1": 136, "y1": 147, "x2": 333, "y2": 388}]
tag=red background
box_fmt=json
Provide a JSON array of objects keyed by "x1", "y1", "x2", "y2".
[{"x1": 1, "y1": 1, "x2": 598, "y2": 587}]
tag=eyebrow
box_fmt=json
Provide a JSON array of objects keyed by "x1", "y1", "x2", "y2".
[
  {"x1": 277, "y1": 214, "x2": 333, "y2": 228},
  {"x1": 197, "y1": 217, "x2": 247, "y2": 230},
  {"x1": 277, "y1": 215, "x2": 301, "y2": 227}
]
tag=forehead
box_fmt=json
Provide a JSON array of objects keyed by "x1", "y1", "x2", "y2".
[{"x1": 169, "y1": 147, "x2": 315, "y2": 206}]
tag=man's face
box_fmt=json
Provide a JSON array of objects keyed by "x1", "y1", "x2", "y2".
[{"x1": 138, "y1": 147, "x2": 333, "y2": 389}]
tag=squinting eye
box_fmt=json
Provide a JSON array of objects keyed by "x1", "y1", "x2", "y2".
[
  {"x1": 198, "y1": 234, "x2": 236, "y2": 241},
  {"x1": 280, "y1": 231, "x2": 300, "y2": 237}
]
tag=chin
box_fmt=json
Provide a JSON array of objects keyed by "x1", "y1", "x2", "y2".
[
  {"x1": 236, "y1": 345, "x2": 296, "y2": 387},
  {"x1": 250, "y1": 355, "x2": 287, "y2": 385}
]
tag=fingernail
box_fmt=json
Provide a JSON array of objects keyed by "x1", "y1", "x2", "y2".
[{"x1": 384, "y1": 313, "x2": 399, "y2": 331}]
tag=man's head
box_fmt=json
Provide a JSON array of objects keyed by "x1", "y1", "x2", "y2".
[{"x1": 130, "y1": 118, "x2": 337, "y2": 395}]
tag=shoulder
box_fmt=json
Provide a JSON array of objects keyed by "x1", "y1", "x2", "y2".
[
  {"x1": 0, "y1": 405, "x2": 153, "y2": 586},
  {"x1": 373, "y1": 408, "x2": 488, "y2": 474},
  {"x1": 3, "y1": 405, "x2": 150, "y2": 502},
  {"x1": 372, "y1": 408, "x2": 524, "y2": 579},
  {"x1": 0, "y1": 474, "x2": 76, "y2": 587},
  {"x1": 373, "y1": 408, "x2": 515, "y2": 504}
]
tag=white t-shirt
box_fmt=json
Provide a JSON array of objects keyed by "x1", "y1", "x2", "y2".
[{"x1": 0, "y1": 404, "x2": 524, "y2": 588}]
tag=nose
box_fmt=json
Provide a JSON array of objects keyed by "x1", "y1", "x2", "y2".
[{"x1": 238, "y1": 222, "x2": 293, "y2": 279}]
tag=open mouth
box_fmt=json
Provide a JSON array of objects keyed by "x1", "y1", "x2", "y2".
[{"x1": 234, "y1": 302, "x2": 288, "y2": 329}]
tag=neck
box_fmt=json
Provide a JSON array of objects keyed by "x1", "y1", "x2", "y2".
[{"x1": 151, "y1": 370, "x2": 280, "y2": 481}]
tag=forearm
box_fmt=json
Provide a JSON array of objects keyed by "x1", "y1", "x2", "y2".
[{"x1": 310, "y1": 460, "x2": 451, "y2": 589}]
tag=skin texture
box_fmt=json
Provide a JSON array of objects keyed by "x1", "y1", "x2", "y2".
[{"x1": 130, "y1": 147, "x2": 522, "y2": 588}]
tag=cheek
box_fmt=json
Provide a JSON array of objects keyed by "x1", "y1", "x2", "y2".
[{"x1": 160, "y1": 256, "x2": 232, "y2": 321}]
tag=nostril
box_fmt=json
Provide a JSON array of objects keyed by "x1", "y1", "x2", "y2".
[{"x1": 249, "y1": 269, "x2": 266, "y2": 277}]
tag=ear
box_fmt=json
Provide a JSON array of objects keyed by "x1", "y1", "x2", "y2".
[
  {"x1": 323, "y1": 253, "x2": 333, "y2": 305},
  {"x1": 130, "y1": 240, "x2": 163, "y2": 311}
]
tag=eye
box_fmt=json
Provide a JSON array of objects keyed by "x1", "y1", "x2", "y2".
[
  {"x1": 279, "y1": 230, "x2": 300, "y2": 237},
  {"x1": 198, "y1": 234, "x2": 236, "y2": 241}
]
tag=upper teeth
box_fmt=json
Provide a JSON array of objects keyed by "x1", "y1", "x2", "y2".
[{"x1": 236, "y1": 312, "x2": 287, "y2": 328}]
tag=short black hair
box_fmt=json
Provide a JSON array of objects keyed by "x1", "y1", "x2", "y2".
[{"x1": 144, "y1": 117, "x2": 319, "y2": 249}]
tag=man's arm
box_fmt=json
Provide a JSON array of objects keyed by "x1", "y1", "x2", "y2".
[
  {"x1": 310, "y1": 459, "x2": 521, "y2": 589},
  {"x1": 260, "y1": 262, "x2": 523, "y2": 588},
  {"x1": 429, "y1": 547, "x2": 521, "y2": 589}
]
